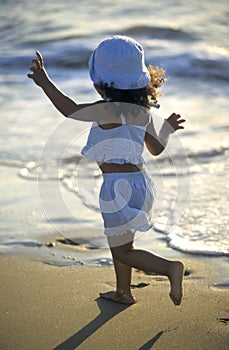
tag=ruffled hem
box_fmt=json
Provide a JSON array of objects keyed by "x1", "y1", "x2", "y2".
[
  {"x1": 103, "y1": 208, "x2": 152, "y2": 236},
  {"x1": 81, "y1": 147, "x2": 144, "y2": 165},
  {"x1": 104, "y1": 222, "x2": 152, "y2": 236}
]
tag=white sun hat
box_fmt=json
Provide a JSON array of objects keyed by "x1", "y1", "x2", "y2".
[{"x1": 88, "y1": 35, "x2": 151, "y2": 90}]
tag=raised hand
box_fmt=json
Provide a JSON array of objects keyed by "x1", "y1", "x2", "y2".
[
  {"x1": 166, "y1": 113, "x2": 185, "y2": 132},
  {"x1": 27, "y1": 51, "x2": 49, "y2": 87},
  {"x1": 166, "y1": 113, "x2": 186, "y2": 133}
]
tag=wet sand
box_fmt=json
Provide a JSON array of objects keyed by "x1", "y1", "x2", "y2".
[{"x1": 0, "y1": 254, "x2": 228, "y2": 350}]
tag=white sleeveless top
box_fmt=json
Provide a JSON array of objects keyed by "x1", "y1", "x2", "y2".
[{"x1": 81, "y1": 114, "x2": 150, "y2": 164}]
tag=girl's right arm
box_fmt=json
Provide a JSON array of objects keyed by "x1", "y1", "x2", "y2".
[
  {"x1": 27, "y1": 51, "x2": 94, "y2": 117},
  {"x1": 145, "y1": 114, "x2": 185, "y2": 156}
]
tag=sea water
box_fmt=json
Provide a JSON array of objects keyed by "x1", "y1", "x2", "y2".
[{"x1": 0, "y1": 0, "x2": 228, "y2": 266}]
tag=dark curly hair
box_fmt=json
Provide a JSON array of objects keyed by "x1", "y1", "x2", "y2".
[{"x1": 96, "y1": 65, "x2": 166, "y2": 110}]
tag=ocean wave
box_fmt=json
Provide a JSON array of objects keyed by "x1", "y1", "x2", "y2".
[
  {"x1": 118, "y1": 25, "x2": 197, "y2": 41},
  {"x1": 188, "y1": 146, "x2": 228, "y2": 161},
  {"x1": 148, "y1": 52, "x2": 229, "y2": 82},
  {"x1": 0, "y1": 22, "x2": 228, "y2": 83},
  {"x1": 148, "y1": 146, "x2": 228, "y2": 165},
  {"x1": 0, "y1": 46, "x2": 92, "y2": 70},
  {"x1": 167, "y1": 228, "x2": 229, "y2": 257},
  {"x1": 1, "y1": 51, "x2": 228, "y2": 84},
  {"x1": 21, "y1": 33, "x2": 89, "y2": 47},
  {"x1": 0, "y1": 145, "x2": 227, "y2": 176},
  {"x1": 190, "y1": 58, "x2": 229, "y2": 82},
  {"x1": 0, "y1": 145, "x2": 224, "y2": 196}
]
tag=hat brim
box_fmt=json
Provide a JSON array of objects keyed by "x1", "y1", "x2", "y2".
[{"x1": 89, "y1": 51, "x2": 150, "y2": 90}]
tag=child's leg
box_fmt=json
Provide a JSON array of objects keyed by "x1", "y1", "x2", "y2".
[
  {"x1": 100, "y1": 255, "x2": 136, "y2": 304},
  {"x1": 112, "y1": 256, "x2": 133, "y2": 296},
  {"x1": 109, "y1": 241, "x2": 184, "y2": 305}
]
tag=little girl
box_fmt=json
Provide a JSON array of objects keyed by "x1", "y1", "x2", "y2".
[{"x1": 28, "y1": 35, "x2": 185, "y2": 306}]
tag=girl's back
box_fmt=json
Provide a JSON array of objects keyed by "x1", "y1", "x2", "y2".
[{"x1": 81, "y1": 110, "x2": 150, "y2": 165}]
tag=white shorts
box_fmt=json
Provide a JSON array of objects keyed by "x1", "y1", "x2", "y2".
[{"x1": 99, "y1": 170, "x2": 155, "y2": 237}]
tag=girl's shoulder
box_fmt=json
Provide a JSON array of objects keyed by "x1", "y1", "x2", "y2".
[
  {"x1": 125, "y1": 112, "x2": 151, "y2": 127},
  {"x1": 75, "y1": 101, "x2": 151, "y2": 125}
]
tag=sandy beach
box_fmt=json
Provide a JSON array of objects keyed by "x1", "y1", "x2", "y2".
[
  {"x1": 0, "y1": 254, "x2": 228, "y2": 350},
  {"x1": 1, "y1": 0, "x2": 229, "y2": 349}
]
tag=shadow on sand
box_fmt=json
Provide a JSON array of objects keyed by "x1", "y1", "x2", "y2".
[{"x1": 53, "y1": 297, "x2": 166, "y2": 350}]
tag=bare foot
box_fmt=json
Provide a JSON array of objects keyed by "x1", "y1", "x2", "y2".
[
  {"x1": 168, "y1": 261, "x2": 184, "y2": 306},
  {"x1": 99, "y1": 291, "x2": 136, "y2": 305}
]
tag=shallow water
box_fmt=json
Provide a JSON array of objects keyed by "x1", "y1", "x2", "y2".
[{"x1": 0, "y1": 0, "x2": 229, "y2": 266}]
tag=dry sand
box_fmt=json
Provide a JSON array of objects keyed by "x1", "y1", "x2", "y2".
[{"x1": 0, "y1": 254, "x2": 228, "y2": 350}]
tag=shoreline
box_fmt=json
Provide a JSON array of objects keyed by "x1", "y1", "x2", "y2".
[
  {"x1": 1, "y1": 162, "x2": 228, "y2": 264},
  {"x1": 1, "y1": 221, "x2": 228, "y2": 289},
  {"x1": 0, "y1": 165, "x2": 228, "y2": 280},
  {"x1": 0, "y1": 254, "x2": 228, "y2": 350}
]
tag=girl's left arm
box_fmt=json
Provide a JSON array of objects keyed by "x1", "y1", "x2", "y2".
[{"x1": 145, "y1": 113, "x2": 185, "y2": 156}]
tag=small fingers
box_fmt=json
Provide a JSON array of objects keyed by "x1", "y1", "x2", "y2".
[
  {"x1": 178, "y1": 119, "x2": 186, "y2": 124},
  {"x1": 31, "y1": 59, "x2": 40, "y2": 70},
  {"x1": 176, "y1": 118, "x2": 185, "y2": 130},
  {"x1": 167, "y1": 113, "x2": 176, "y2": 120},
  {"x1": 171, "y1": 114, "x2": 186, "y2": 125},
  {"x1": 175, "y1": 114, "x2": 184, "y2": 120},
  {"x1": 29, "y1": 65, "x2": 36, "y2": 72},
  {"x1": 169, "y1": 113, "x2": 184, "y2": 119},
  {"x1": 167, "y1": 113, "x2": 180, "y2": 123},
  {"x1": 36, "y1": 51, "x2": 44, "y2": 68},
  {"x1": 166, "y1": 113, "x2": 186, "y2": 132},
  {"x1": 28, "y1": 51, "x2": 44, "y2": 82},
  {"x1": 31, "y1": 50, "x2": 44, "y2": 70}
]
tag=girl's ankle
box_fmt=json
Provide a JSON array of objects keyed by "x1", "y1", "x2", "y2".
[{"x1": 117, "y1": 289, "x2": 132, "y2": 297}]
